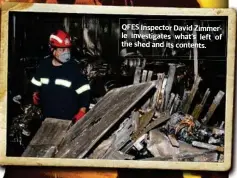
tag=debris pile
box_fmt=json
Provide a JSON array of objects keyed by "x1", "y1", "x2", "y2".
[
  {"x1": 86, "y1": 64, "x2": 225, "y2": 162},
  {"x1": 9, "y1": 95, "x2": 42, "y2": 150},
  {"x1": 22, "y1": 64, "x2": 225, "y2": 163}
]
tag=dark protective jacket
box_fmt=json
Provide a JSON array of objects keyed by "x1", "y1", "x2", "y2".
[{"x1": 31, "y1": 58, "x2": 90, "y2": 120}]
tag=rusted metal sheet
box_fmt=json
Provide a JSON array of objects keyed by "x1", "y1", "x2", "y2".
[{"x1": 54, "y1": 82, "x2": 156, "y2": 159}]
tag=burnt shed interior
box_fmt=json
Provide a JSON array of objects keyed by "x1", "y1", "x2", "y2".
[{"x1": 7, "y1": 12, "x2": 227, "y2": 157}]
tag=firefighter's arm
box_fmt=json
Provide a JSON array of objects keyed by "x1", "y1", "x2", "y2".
[
  {"x1": 73, "y1": 107, "x2": 87, "y2": 123},
  {"x1": 73, "y1": 73, "x2": 91, "y2": 123},
  {"x1": 30, "y1": 63, "x2": 44, "y2": 105},
  {"x1": 73, "y1": 89, "x2": 90, "y2": 123}
]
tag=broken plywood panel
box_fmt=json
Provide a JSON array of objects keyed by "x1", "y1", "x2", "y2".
[
  {"x1": 22, "y1": 145, "x2": 56, "y2": 158},
  {"x1": 132, "y1": 112, "x2": 170, "y2": 141},
  {"x1": 147, "y1": 130, "x2": 179, "y2": 157},
  {"x1": 54, "y1": 82, "x2": 156, "y2": 159},
  {"x1": 22, "y1": 118, "x2": 71, "y2": 157}
]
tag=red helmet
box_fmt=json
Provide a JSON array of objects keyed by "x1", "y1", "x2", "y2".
[{"x1": 49, "y1": 30, "x2": 72, "y2": 48}]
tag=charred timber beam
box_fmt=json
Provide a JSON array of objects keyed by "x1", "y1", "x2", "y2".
[
  {"x1": 170, "y1": 94, "x2": 180, "y2": 115},
  {"x1": 178, "y1": 90, "x2": 190, "y2": 112},
  {"x1": 159, "y1": 78, "x2": 167, "y2": 112},
  {"x1": 191, "y1": 88, "x2": 211, "y2": 120},
  {"x1": 182, "y1": 76, "x2": 202, "y2": 114},
  {"x1": 150, "y1": 73, "x2": 165, "y2": 110},
  {"x1": 167, "y1": 93, "x2": 175, "y2": 112},
  {"x1": 201, "y1": 91, "x2": 225, "y2": 125},
  {"x1": 164, "y1": 64, "x2": 176, "y2": 110},
  {"x1": 131, "y1": 112, "x2": 170, "y2": 141}
]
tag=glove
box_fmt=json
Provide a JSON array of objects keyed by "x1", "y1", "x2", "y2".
[
  {"x1": 73, "y1": 110, "x2": 86, "y2": 123},
  {"x1": 33, "y1": 92, "x2": 40, "y2": 105}
]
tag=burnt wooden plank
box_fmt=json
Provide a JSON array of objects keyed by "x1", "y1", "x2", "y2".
[
  {"x1": 22, "y1": 145, "x2": 56, "y2": 158},
  {"x1": 133, "y1": 67, "x2": 142, "y2": 84},
  {"x1": 141, "y1": 70, "x2": 148, "y2": 83},
  {"x1": 164, "y1": 64, "x2": 176, "y2": 109},
  {"x1": 88, "y1": 117, "x2": 133, "y2": 159},
  {"x1": 138, "y1": 109, "x2": 155, "y2": 130},
  {"x1": 150, "y1": 73, "x2": 165, "y2": 109},
  {"x1": 168, "y1": 134, "x2": 180, "y2": 148},
  {"x1": 131, "y1": 112, "x2": 170, "y2": 141},
  {"x1": 178, "y1": 90, "x2": 190, "y2": 112},
  {"x1": 159, "y1": 78, "x2": 167, "y2": 112},
  {"x1": 55, "y1": 82, "x2": 156, "y2": 159},
  {"x1": 201, "y1": 91, "x2": 225, "y2": 125},
  {"x1": 22, "y1": 118, "x2": 71, "y2": 157},
  {"x1": 170, "y1": 94, "x2": 180, "y2": 115},
  {"x1": 88, "y1": 136, "x2": 114, "y2": 159},
  {"x1": 182, "y1": 76, "x2": 202, "y2": 114},
  {"x1": 132, "y1": 111, "x2": 140, "y2": 132},
  {"x1": 139, "y1": 112, "x2": 170, "y2": 137},
  {"x1": 191, "y1": 88, "x2": 210, "y2": 120},
  {"x1": 167, "y1": 93, "x2": 175, "y2": 111},
  {"x1": 141, "y1": 70, "x2": 154, "y2": 109},
  {"x1": 132, "y1": 109, "x2": 155, "y2": 140},
  {"x1": 122, "y1": 113, "x2": 170, "y2": 153},
  {"x1": 132, "y1": 68, "x2": 142, "y2": 132},
  {"x1": 147, "y1": 71, "x2": 153, "y2": 82}
]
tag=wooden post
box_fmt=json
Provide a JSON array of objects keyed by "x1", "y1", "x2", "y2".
[
  {"x1": 201, "y1": 91, "x2": 225, "y2": 125},
  {"x1": 150, "y1": 73, "x2": 165, "y2": 110},
  {"x1": 182, "y1": 76, "x2": 202, "y2": 114},
  {"x1": 167, "y1": 93, "x2": 175, "y2": 111},
  {"x1": 164, "y1": 64, "x2": 176, "y2": 109},
  {"x1": 170, "y1": 94, "x2": 180, "y2": 115},
  {"x1": 193, "y1": 21, "x2": 198, "y2": 81},
  {"x1": 133, "y1": 67, "x2": 141, "y2": 84},
  {"x1": 64, "y1": 16, "x2": 70, "y2": 33},
  {"x1": 141, "y1": 70, "x2": 148, "y2": 83},
  {"x1": 191, "y1": 88, "x2": 211, "y2": 120}
]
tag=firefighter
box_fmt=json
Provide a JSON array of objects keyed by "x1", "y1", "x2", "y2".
[{"x1": 31, "y1": 30, "x2": 90, "y2": 123}]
